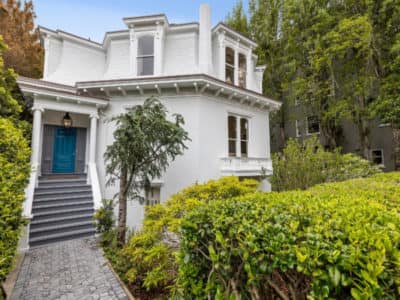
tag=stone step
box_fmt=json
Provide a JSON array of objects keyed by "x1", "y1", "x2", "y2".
[
  {"x1": 34, "y1": 191, "x2": 93, "y2": 202},
  {"x1": 34, "y1": 187, "x2": 92, "y2": 197},
  {"x1": 33, "y1": 207, "x2": 95, "y2": 221},
  {"x1": 35, "y1": 184, "x2": 91, "y2": 193},
  {"x1": 30, "y1": 213, "x2": 94, "y2": 229},
  {"x1": 30, "y1": 221, "x2": 95, "y2": 239},
  {"x1": 38, "y1": 179, "x2": 88, "y2": 187},
  {"x1": 29, "y1": 228, "x2": 96, "y2": 248},
  {"x1": 33, "y1": 195, "x2": 93, "y2": 206},
  {"x1": 32, "y1": 200, "x2": 94, "y2": 214}
]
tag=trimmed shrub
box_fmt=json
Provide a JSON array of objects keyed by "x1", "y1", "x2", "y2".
[
  {"x1": 0, "y1": 118, "x2": 30, "y2": 283},
  {"x1": 271, "y1": 137, "x2": 381, "y2": 191},
  {"x1": 120, "y1": 177, "x2": 259, "y2": 294},
  {"x1": 177, "y1": 173, "x2": 400, "y2": 299}
]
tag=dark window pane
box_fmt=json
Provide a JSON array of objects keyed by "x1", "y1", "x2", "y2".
[
  {"x1": 226, "y1": 65, "x2": 234, "y2": 84},
  {"x1": 138, "y1": 36, "x2": 154, "y2": 56},
  {"x1": 239, "y1": 54, "x2": 246, "y2": 88},
  {"x1": 228, "y1": 116, "x2": 237, "y2": 139},
  {"x1": 240, "y1": 118, "x2": 248, "y2": 140},
  {"x1": 229, "y1": 140, "x2": 236, "y2": 157},
  {"x1": 137, "y1": 56, "x2": 154, "y2": 76},
  {"x1": 372, "y1": 150, "x2": 383, "y2": 165},
  {"x1": 241, "y1": 141, "x2": 248, "y2": 157},
  {"x1": 307, "y1": 116, "x2": 320, "y2": 134},
  {"x1": 226, "y1": 47, "x2": 234, "y2": 65}
]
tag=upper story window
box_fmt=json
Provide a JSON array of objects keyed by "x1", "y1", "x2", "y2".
[
  {"x1": 306, "y1": 116, "x2": 320, "y2": 135},
  {"x1": 225, "y1": 47, "x2": 235, "y2": 85},
  {"x1": 228, "y1": 115, "x2": 249, "y2": 157},
  {"x1": 238, "y1": 53, "x2": 247, "y2": 88},
  {"x1": 137, "y1": 35, "x2": 154, "y2": 76}
]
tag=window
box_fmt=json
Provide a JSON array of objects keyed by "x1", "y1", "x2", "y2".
[
  {"x1": 295, "y1": 120, "x2": 301, "y2": 137},
  {"x1": 295, "y1": 98, "x2": 301, "y2": 106},
  {"x1": 238, "y1": 53, "x2": 247, "y2": 88},
  {"x1": 228, "y1": 115, "x2": 237, "y2": 157},
  {"x1": 137, "y1": 35, "x2": 154, "y2": 76},
  {"x1": 306, "y1": 116, "x2": 320, "y2": 135},
  {"x1": 240, "y1": 118, "x2": 248, "y2": 157},
  {"x1": 225, "y1": 47, "x2": 235, "y2": 84},
  {"x1": 228, "y1": 115, "x2": 249, "y2": 157},
  {"x1": 146, "y1": 187, "x2": 161, "y2": 206},
  {"x1": 371, "y1": 149, "x2": 384, "y2": 166}
]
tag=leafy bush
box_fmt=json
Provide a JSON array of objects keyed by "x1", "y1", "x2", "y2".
[
  {"x1": 271, "y1": 137, "x2": 381, "y2": 191},
  {"x1": 120, "y1": 177, "x2": 259, "y2": 294},
  {"x1": 177, "y1": 173, "x2": 400, "y2": 299},
  {"x1": 0, "y1": 118, "x2": 30, "y2": 283}
]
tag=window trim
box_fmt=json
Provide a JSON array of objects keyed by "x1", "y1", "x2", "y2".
[
  {"x1": 295, "y1": 120, "x2": 301, "y2": 137},
  {"x1": 137, "y1": 34, "x2": 155, "y2": 77},
  {"x1": 371, "y1": 149, "x2": 384, "y2": 167},
  {"x1": 306, "y1": 116, "x2": 321, "y2": 135},
  {"x1": 227, "y1": 113, "x2": 250, "y2": 158}
]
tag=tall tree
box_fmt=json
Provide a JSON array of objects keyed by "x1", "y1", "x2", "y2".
[
  {"x1": 104, "y1": 97, "x2": 190, "y2": 244},
  {"x1": 228, "y1": 0, "x2": 400, "y2": 158},
  {"x1": 0, "y1": 0, "x2": 43, "y2": 79},
  {"x1": 225, "y1": 0, "x2": 250, "y2": 36}
]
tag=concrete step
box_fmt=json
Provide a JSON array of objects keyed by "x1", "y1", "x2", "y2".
[
  {"x1": 34, "y1": 187, "x2": 92, "y2": 197},
  {"x1": 35, "y1": 184, "x2": 91, "y2": 193},
  {"x1": 30, "y1": 213, "x2": 94, "y2": 229},
  {"x1": 32, "y1": 200, "x2": 94, "y2": 214},
  {"x1": 30, "y1": 221, "x2": 95, "y2": 239},
  {"x1": 30, "y1": 228, "x2": 96, "y2": 248},
  {"x1": 33, "y1": 196, "x2": 93, "y2": 207},
  {"x1": 33, "y1": 207, "x2": 95, "y2": 221},
  {"x1": 38, "y1": 179, "x2": 88, "y2": 188},
  {"x1": 34, "y1": 192, "x2": 93, "y2": 202}
]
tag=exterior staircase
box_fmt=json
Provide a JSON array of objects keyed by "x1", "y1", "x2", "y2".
[{"x1": 29, "y1": 175, "x2": 96, "y2": 247}]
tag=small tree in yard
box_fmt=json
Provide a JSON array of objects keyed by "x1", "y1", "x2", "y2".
[{"x1": 104, "y1": 97, "x2": 190, "y2": 245}]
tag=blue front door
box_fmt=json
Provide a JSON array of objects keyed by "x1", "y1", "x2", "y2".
[{"x1": 52, "y1": 127, "x2": 77, "y2": 173}]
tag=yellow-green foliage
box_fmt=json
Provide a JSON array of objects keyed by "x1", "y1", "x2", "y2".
[
  {"x1": 178, "y1": 173, "x2": 400, "y2": 299},
  {"x1": 121, "y1": 177, "x2": 259, "y2": 291},
  {"x1": 0, "y1": 118, "x2": 30, "y2": 282}
]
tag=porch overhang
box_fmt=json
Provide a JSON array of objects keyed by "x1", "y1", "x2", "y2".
[
  {"x1": 76, "y1": 74, "x2": 281, "y2": 112},
  {"x1": 17, "y1": 76, "x2": 109, "y2": 109}
]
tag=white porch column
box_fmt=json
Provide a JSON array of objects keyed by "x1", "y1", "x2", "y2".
[
  {"x1": 31, "y1": 107, "x2": 43, "y2": 165},
  {"x1": 89, "y1": 113, "x2": 99, "y2": 163}
]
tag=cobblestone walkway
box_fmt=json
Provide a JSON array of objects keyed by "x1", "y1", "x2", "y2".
[{"x1": 11, "y1": 238, "x2": 129, "y2": 300}]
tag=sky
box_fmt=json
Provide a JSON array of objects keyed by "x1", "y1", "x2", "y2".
[{"x1": 33, "y1": 0, "x2": 249, "y2": 43}]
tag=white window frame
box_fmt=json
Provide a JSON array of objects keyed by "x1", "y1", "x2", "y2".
[
  {"x1": 238, "y1": 52, "x2": 247, "y2": 89},
  {"x1": 225, "y1": 46, "x2": 235, "y2": 85},
  {"x1": 295, "y1": 120, "x2": 301, "y2": 137},
  {"x1": 228, "y1": 114, "x2": 250, "y2": 158},
  {"x1": 137, "y1": 34, "x2": 155, "y2": 77},
  {"x1": 371, "y1": 149, "x2": 384, "y2": 166},
  {"x1": 306, "y1": 116, "x2": 320, "y2": 135}
]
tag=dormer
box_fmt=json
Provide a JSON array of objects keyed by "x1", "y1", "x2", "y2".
[
  {"x1": 123, "y1": 14, "x2": 168, "y2": 77},
  {"x1": 212, "y1": 23, "x2": 262, "y2": 92}
]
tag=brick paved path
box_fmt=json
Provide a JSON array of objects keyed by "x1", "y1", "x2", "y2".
[{"x1": 11, "y1": 238, "x2": 129, "y2": 300}]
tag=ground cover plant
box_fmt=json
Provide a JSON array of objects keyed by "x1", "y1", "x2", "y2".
[{"x1": 177, "y1": 172, "x2": 400, "y2": 299}]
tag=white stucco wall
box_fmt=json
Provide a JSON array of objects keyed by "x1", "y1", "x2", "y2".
[
  {"x1": 95, "y1": 93, "x2": 271, "y2": 230},
  {"x1": 44, "y1": 40, "x2": 106, "y2": 85}
]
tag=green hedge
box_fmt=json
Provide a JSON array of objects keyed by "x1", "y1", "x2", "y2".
[
  {"x1": 120, "y1": 176, "x2": 259, "y2": 293},
  {"x1": 177, "y1": 173, "x2": 400, "y2": 299},
  {"x1": 0, "y1": 118, "x2": 30, "y2": 283}
]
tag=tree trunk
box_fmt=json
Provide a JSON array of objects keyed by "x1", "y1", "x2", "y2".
[{"x1": 117, "y1": 167, "x2": 128, "y2": 245}]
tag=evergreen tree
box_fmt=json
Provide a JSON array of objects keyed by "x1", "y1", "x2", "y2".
[
  {"x1": 0, "y1": 0, "x2": 43, "y2": 79},
  {"x1": 225, "y1": 0, "x2": 250, "y2": 36}
]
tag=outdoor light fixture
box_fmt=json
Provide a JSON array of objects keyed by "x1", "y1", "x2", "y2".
[{"x1": 62, "y1": 112, "x2": 72, "y2": 128}]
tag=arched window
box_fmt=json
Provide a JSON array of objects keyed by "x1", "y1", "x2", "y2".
[{"x1": 137, "y1": 35, "x2": 154, "y2": 76}]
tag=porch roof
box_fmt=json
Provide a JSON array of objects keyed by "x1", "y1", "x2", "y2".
[
  {"x1": 17, "y1": 77, "x2": 109, "y2": 108},
  {"x1": 76, "y1": 74, "x2": 282, "y2": 111}
]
